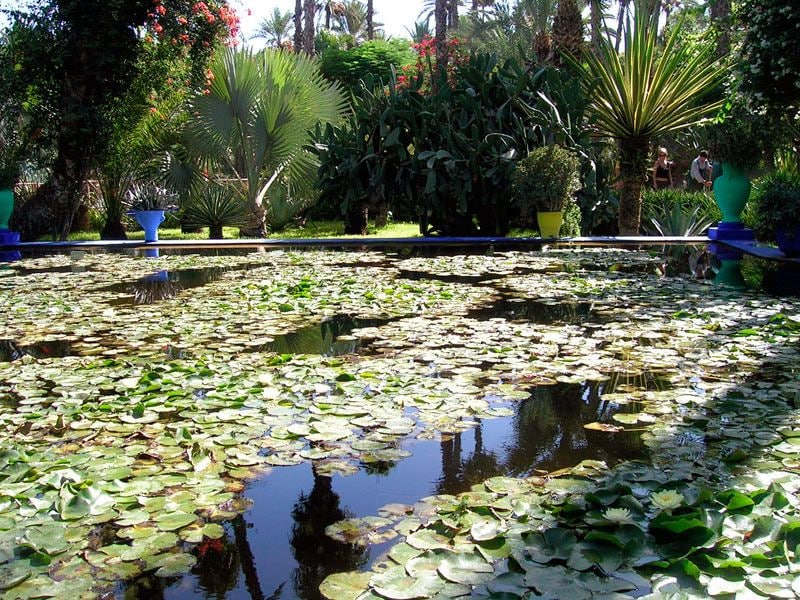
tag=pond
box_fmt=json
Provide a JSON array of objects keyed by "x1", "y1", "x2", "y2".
[{"x1": 0, "y1": 245, "x2": 799, "y2": 599}]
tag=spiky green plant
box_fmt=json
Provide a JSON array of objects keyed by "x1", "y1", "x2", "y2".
[
  {"x1": 573, "y1": 0, "x2": 725, "y2": 234},
  {"x1": 182, "y1": 184, "x2": 247, "y2": 239}
]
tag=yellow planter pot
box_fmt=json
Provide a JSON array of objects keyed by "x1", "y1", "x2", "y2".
[{"x1": 537, "y1": 211, "x2": 563, "y2": 238}]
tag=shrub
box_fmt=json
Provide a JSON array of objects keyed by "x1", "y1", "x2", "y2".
[
  {"x1": 320, "y1": 40, "x2": 415, "y2": 89},
  {"x1": 182, "y1": 184, "x2": 246, "y2": 239},
  {"x1": 641, "y1": 188, "x2": 720, "y2": 236},
  {"x1": 751, "y1": 169, "x2": 800, "y2": 242},
  {"x1": 511, "y1": 145, "x2": 581, "y2": 213}
]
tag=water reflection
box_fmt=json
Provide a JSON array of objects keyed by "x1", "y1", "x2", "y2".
[
  {"x1": 0, "y1": 339, "x2": 74, "y2": 362},
  {"x1": 437, "y1": 381, "x2": 646, "y2": 494},
  {"x1": 290, "y1": 466, "x2": 368, "y2": 600},
  {"x1": 162, "y1": 374, "x2": 650, "y2": 600},
  {"x1": 467, "y1": 297, "x2": 595, "y2": 324},
  {"x1": 106, "y1": 267, "x2": 229, "y2": 305},
  {"x1": 266, "y1": 314, "x2": 395, "y2": 356}
]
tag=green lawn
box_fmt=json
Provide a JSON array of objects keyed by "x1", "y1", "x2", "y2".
[{"x1": 56, "y1": 221, "x2": 422, "y2": 242}]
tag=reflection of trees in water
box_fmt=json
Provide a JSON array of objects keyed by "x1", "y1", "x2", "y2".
[
  {"x1": 290, "y1": 466, "x2": 368, "y2": 600},
  {"x1": 437, "y1": 380, "x2": 646, "y2": 495}
]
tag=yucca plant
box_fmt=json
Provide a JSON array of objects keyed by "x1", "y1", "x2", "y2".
[
  {"x1": 186, "y1": 48, "x2": 346, "y2": 237},
  {"x1": 573, "y1": 0, "x2": 726, "y2": 234},
  {"x1": 182, "y1": 184, "x2": 247, "y2": 239}
]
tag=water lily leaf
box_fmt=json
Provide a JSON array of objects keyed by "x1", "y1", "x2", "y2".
[
  {"x1": 438, "y1": 552, "x2": 494, "y2": 585},
  {"x1": 371, "y1": 567, "x2": 446, "y2": 600},
  {"x1": 389, "y1": 542, "x2": 423, "y2": 565},
  {"x1": 0, "y1": 563, "x2": 31, "y2": 590},
  {"x1": 471, "y1": 520, "x2": 501, "y2": 542},
  {"x1": 319, "y1": 571, "x2": 373, "y2": 600},
  {"x1": 155, "y1": 512, "x2": 197, "y2": 531},
  {"x1": 117, "y1": 509, "x2": 151, "y2": 527},
  {"x1": 407, "y1": 530, "x2": 452, "y2": 551},
  {"x1": 153, "y1": 552, "x2": 197, "y2": 577}
]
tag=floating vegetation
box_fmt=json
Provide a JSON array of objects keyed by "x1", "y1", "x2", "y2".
[{"x1": 0, "y1": 248, "x2": 798, "y2": 598}]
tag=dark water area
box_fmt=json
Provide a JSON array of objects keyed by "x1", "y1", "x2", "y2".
[
  {"x1": 467, "y1": 296, "x2": 595, "y2": 324},
  {"x1": 105, "y1": 266, "x2": 238, "y2": 305},
  {"x1": 0, "y1": 338, "x2": 75, "y2": 362},
  {"x1": 265, "y1": 314, "x2": 398, "y2": 357},
  {"x1": 122, "y1": 380, "x2": 645, "y2": 600}
]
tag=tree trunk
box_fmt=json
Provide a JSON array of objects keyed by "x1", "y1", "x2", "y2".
[
  {"x1": 303, "y1": 0, "x2": 316, "y2": 55},
  {"x1": 588, "y1": 0, "x2": 602, "y2": 51},
  {"x1": 617, "y1": 137, "x2": 650, "y2": 235},
  {"x1": 294, "y1": 0, "x2": 303, "y2": 53},
  {"x1": 434, "y1": 0, "x2": 448, "y2": 90},
  {"x1": 367, "y1": 0, "x2": 374, "y2": 40},
  {"x1": 709, "y1": 0, "x2": 731, "y2": 59},
  {"x1": 344, "y1": 205, "x2": 368, "y2": 235},
  {"x1": 209, "y1": 224, "x2": 224, "y2": 239},
  {"x1": 101, "y1": 218, "x2": 127, "y2": 240},
  {"x1": 447, "y1": 0, "x2": 459, "y2": 30},
  {"x1": 15, "y1": 157, "x2": 86, "y2": 242},
  {"x1": 615, "y1": 0, "x2": 628, "y2": 52},
  {"x1": 240, "y1": 203, "x2": 268, "y2": 238}
]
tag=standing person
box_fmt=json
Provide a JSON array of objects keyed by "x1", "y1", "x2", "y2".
[
  {"x1": 652, "y1": 147, "x2": 673, "y2": 189},
  {"x1": 689, "y1": 150, "x2": 713, "y2": 191}
]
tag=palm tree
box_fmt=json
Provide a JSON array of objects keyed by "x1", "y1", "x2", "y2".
[
  {"x1": 186, "y1": 49, "x2": 346, "y2": 236},
  {"x1": 551, "y1": 0, "x2": 584, "y2": 65},
  {"x1": 367, "y1": 0, "x2": 374, "y2": 39},
  {"x1": 303, "y1": 0, "x2": 316, "y2": 54},
  {"x1": 434, "y1": 0, "x2": 448, "y2": 84},
  {"x1": 574, "y1": 0, "x2": 725, "y2": 234},
  {"x1": 405, "y1": 19, "x2": 432, "y2": 43},
  {"x1": 294, "y1": 0, "x2": 303, "y2": 52},
  {"x1": 253, "y1": 8, "x2": 294, "y2": 48}
]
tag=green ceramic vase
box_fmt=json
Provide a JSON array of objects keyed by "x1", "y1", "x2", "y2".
[
  {"x1": 0, "y1": 188, "x2": 13, "y2": 230},
  {"x1": 712, "y1": 163, "x2": 751, "y2": 224}
]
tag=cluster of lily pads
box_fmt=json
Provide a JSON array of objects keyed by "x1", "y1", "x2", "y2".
[{"x1": 0, "y1": 248, "x2": 798, "y2": 598}]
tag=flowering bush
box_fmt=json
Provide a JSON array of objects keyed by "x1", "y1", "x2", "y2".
[{"x1": 395, "y1": 35, "x2": 469, "y2": 93}]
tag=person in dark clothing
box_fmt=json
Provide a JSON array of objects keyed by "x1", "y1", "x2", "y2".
[{"x1": 652, "y1": 147, "x2": 673, "y2": 189}]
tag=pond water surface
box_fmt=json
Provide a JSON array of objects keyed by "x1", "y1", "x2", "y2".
[{"x1": 0, "y1": 245, "x2": 798, "y2": 600}]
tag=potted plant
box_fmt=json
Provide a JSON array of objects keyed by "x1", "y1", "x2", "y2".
[
  {"x1": 511, "y1": 145, "x2": 581, "y2": 238},
  {"x1": 125, "y1": 182, "x2": 178, "y2": 242},
  {"x1": 0, "y1": 116, "x2": 21, "y2": 236},
  {"x1": 704, "y1": 96, "x2": 767, "y2": 240},
  {"x1": 751, "y1": 168, "x2": 800, "y2": 257}
]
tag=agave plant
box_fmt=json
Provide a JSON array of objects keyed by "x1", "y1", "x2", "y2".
[
  {"x1": 573, "y1": 0, "x2": 726, "y2": 234},
  {"x1": 186, "y1": 48, "x2": 346, "y2": 237},
  {"x1": 182, "y1": 184, "x2": 247, "y2": 239}
]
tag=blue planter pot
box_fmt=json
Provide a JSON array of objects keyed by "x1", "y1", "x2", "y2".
[
  {"x1": 130, "y1": 210, "x2": 166, "y2": 242},
  {"x1": 776, "y1": 227, "x2": 800, "y2": 257}
]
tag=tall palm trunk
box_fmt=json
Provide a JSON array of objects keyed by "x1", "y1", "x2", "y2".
[
  {"x1": 303, "y1": 0, "x2": 315, "y2": 54},
  {"x1": 447, "y1": 0, "x2": 459, "y2": 30},
  {"x1": 614, "y1": 0, "x2": 628, "y2": 52},
  {"x1": 617, "y1": 137, "x2": 649, "y2": 235},
  {"x1": 434, "y1": 0, "x2": 448, "y2": 89},
  {"x1": 366, "y1": 0, "x2": 374, "y2": 39},
  {"x1": 709, "y1": 0, "x2": 731, "y2": 59},
  {"x1": 294, "y1": 0, "x2": 303, "y2": 53},
  {"x1": 587, "y1": 0, "x2": 602, "y2": 51}
]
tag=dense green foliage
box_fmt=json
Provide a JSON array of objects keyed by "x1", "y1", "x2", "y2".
[
  {"x1": 320, "y1": 39, "x2": 415, "y2": 88},
  {"x1": 739, "y1": 0, "x2": 800, "y2": 115},
  {"x1": 640, "y1": 188, "x2": 720, "y2": 236},
  {"x1": 751, "y1": 168, "x2": 800, "y2": 242},
  {"x1": 511, "y1": 145, "x2": 581, "y2": 214},
  {"x1": 314, "y1": 54, "x2": 599, "y2": 237}
]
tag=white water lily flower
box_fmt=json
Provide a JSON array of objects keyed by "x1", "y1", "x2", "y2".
[
  {"x1": 651, "y1": 490, "x2": 685, "y2": 511},
  {"x1": 604, "y1": 508, "x2": 636, "y2": 524}
]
